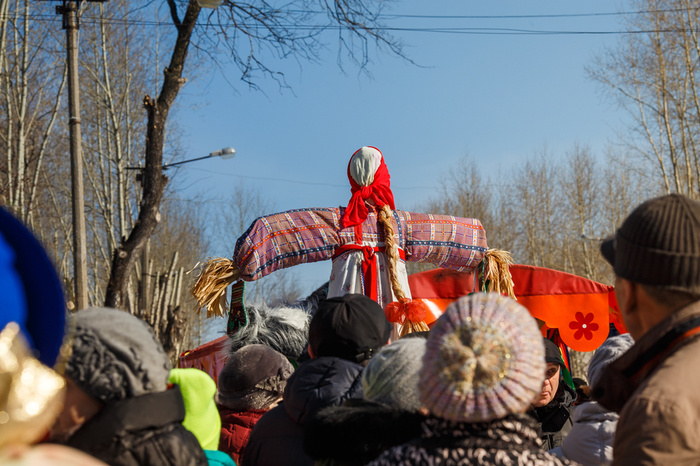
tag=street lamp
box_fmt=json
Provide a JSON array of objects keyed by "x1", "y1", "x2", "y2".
[
  {"x1": 162, "y1": 147, "x2": 236, "y2": 170},
  {"x1": 126, "y1": 147, "x2": 236, "y2": 171}
]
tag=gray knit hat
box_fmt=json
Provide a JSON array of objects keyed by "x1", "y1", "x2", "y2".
[
  {"x1": 216, "y1": 344, "x2": 294, "y2": 411},
  {"x1": 601, "y1": 193, "x2": 700, "y2": 293},
  {"x1": 587, "y1": 334, "x2": 634, "y2": 389},
  {"x1": 64, "y1": 307, "x2": 171, "y2": 404},
  {"x1": 362, "y1": 338, "x2": 426, "y2": 412}
]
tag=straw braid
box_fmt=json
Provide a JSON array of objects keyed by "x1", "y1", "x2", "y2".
[
  {"x1": 189, "y1": 258, "x2": 241, "y2": 318},
  {"x1": 378, "y1": 204, "x2": 406, "y2": 301},
  {"x1": 379, "y1": 204, "x2": 429, "y2": 336}
]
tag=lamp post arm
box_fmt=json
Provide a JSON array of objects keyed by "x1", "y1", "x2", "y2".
[{"x1": 162, "y1": 154, "x2": 213, "y2": 169}]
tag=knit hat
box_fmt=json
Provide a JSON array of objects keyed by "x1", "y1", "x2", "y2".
[
  {"x1": 64, "y1": 307, "x2": 171, "y2": 404},
  {"x1": 168, "y1": 368, "x2": 221, "y2": 450},
  {"x1": 419, "y1": 293, "x2": 545, "y2": 423},
  {"x1": 217, "y1": 344, "x2": 294, "y2": 411},
  {"x1": 341, "y1": 146, "x2": 396, "y2": 229},
  {"x1": 587, "y1": 334, "x2": 634, "y2": 389},
  {"x1": 362, "y1": 338, "x2": 426, "y2": 412},
  {"x1": 542, "y1": 338, "x2": 575, "y2": 391},
  {"x1": 0, "y1": 208, "x2": 66, "y2": 367},
  {"x1": 308, "y1": 294, "x2": 392, "y2": 363},
  {"x1": 601, "y1": 193, "x2": 700, "y2": 293},
  {"x1": 543, "y1": 338, "x2": 565, "y2": 368}
]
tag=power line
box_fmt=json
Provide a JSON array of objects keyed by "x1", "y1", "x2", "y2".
[{"x1": 14, "y1": 6, "x2": 700, "y2": 36}]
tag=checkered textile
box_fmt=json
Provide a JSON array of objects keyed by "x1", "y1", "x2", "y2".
[{"x1": 233, "y1": 207, "x2": 487, "y2": 281}]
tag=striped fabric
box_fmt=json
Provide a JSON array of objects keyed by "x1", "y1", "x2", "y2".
[{"x1": 233, "y1": 207, "x2": 487, "y2": 282}]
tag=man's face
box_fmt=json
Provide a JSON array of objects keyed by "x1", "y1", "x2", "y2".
[
  {"x1": 615, "y1": 275, "x2": 642, "y2": 339},
  {"x1": 49, "y1": 377, "x2": 102, "y2": 442},
  {"x1": 532, "y1": 362, "x2": 560, "y2": 408}
]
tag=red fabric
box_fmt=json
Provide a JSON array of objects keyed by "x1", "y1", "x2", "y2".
[
  {"x1": 341, "y1": 147, "x2": 396, "y2": 229},
  {"x1": 407, "y1": 264, "x2": 623, "y2": 352},
  {"x1": 178, "y1": 335, "x2": 228, "y2": 384},
  {"x1": 218, "y1": 408, "x2": 267, "y2": 465}
]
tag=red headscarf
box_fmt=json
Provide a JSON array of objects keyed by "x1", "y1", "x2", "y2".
[{"x1": 341, "y1": 147, "x2": 396, "y2": 229}]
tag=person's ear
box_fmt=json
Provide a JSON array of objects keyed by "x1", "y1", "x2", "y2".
[{"x1": 615, "y1": 277, "x2": 636, "y2": 315}]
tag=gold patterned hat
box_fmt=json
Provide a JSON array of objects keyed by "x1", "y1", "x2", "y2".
[{"x1": 0, "y1": 323, "x2": 65, "y2": 449}]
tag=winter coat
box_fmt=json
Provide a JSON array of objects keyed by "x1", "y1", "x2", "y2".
[
  {"x1": 594, "y1": 300, "x2": 700, "y2": 465},
  {"x1": 205, "y1": 450, "x2": 236, "y2": 466},
  {"x1": 303, "y1": 398, "x2": 424, "y2": 465},
  {"x1": 528, "y1": 382, "x2": 576, "y2": 450},
  {"x1": 61, "y1": 386, "x2": 206, "y2": 466},
  {"x1": 241, "y1": 357, "x2": 364, "y2": 466},
  {"x1": 218, "y1": 408, "x2": 266, "y2": 464},
  {"x1": 367, "y1": 414, "x2": 577, "y2": 465},
  {"x1": 549, "y1": 401, "x2": 618, "y2": 465}
]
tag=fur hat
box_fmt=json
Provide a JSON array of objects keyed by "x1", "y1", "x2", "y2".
[
  {"x1": 587, "y1": 334, "x2": 634, "y2": 389},
  {"x1": 64, "y1": 307, "x2": 171, "y2": 404},
  {"x1": 228, "y1": 302, "x2": 311, "y2": 362},
  {"x1": 419, "y1": 293, "x2": 545, "y2": 423},
  {"x1": 362, "y1": 338, "x2": 426, "y2": 412},
  {"x1": 217, "y1": 344, "x2": 293, "y2": 411},
  {"x1": 308, "y1": 294, "x2": 392, "y2": 363}
]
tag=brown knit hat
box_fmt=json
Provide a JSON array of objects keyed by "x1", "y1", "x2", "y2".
[
  {"x1": 601, "y1": 193, "x2": 700, "y2": 293},
  {"x1": 216, "y1": 344, "x2": 293, "y2": 411}
]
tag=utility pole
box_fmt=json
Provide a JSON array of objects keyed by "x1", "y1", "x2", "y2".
[{"x1": 56, "y1": 0, "x2": 90, "y2": 310}]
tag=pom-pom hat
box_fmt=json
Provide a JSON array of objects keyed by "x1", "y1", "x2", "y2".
[{"x1": 419, "y1": 293, "x2": 544, "y2": 423}]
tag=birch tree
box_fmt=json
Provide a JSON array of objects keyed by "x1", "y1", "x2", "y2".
[
  {"x1": 589, "y1": 0, "x2": 700, "y2": 198},
  {"x1": 0, "y1": 0, "x2": 66, "y2": 227}
]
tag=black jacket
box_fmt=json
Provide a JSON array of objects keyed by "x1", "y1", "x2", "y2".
[
  {"x1": 62, "y1": 386, "x2": 206, "y2": 466},
  {"x1": 303, "y1": 398, "x2": 424, "y2": 466},
  {"x1": 528, "y1": 382, "x2": 576, "y2": 450},
  {"x1": 242, "y1": 356, "x2": 364, "y2": 466}
]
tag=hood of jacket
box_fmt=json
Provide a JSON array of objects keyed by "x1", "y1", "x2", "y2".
[
  {"x1": 531, "y1": 381, "x2": 576, "y2": 433},
  {"x1": 282, "y1": 356, "x2": 364, "y2": 427},
  {"x1": 551, "y1": 401, "x2": 618, "y2": 465}
]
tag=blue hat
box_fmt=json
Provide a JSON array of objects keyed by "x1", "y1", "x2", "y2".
[{"x1": 0, "y1": 208, "x2": 66, "y2": 366}]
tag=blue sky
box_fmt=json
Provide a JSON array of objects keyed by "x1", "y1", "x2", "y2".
[{"x1": 172, "y1": 1, "x2": 628, "y2": 296}]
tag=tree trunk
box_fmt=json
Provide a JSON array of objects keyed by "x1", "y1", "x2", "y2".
[{"x1": 104, "y1": 1, "x2": 200, "y2": 309}]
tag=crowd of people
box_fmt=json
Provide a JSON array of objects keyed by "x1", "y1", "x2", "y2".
[{"x1": 3, "y1": 182, "x2": 700, "y2": 464}]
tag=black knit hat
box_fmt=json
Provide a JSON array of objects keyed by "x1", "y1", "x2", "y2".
[
  {"x1": 308, "y1": 294, "x2": 392, "y2": 363},
  {"x1": 543, "y1": 338, "x2": 565, "y2": 369},
  {"x1": 601, "y1": 193, "x2": 700, "y2": 293}
]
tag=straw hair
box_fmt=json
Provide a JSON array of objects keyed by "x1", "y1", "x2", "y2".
[
  {"x1": 190, "y1": 257, "x2": 241, "y2": 317},
  {"x1": 482, "y1": 249, "x2": 516, "y2": 299}
]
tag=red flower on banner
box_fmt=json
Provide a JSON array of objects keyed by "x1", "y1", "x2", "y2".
[{"x1": 569, "y1": 311, "x2": 599, "y2": 340}]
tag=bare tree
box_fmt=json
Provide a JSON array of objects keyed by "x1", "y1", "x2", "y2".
[
  {"x1": 510, "y1": 148, "x2": 565, "y2": 269},
  {"x1": 104, "y1": 0, "x2": 410, "y2": 309},
  {"x1": 211, "y1": 183, "x2": 302, "y2": 305},
  {"x1": 0, "y1": 1, "x2": 66, "y2": 226},
  {"x1": 409, "y1": 154, "x2": 494, "y2": 274},
  {"x1": 559, "y1": 144, "x2": 602, "y2": 280},
  {"x1": 589, "y1": 0, "x2": 700, "y2": 198}
]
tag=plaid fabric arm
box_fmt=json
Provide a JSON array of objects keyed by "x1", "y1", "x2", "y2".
[
  {"x1": 399, "y1": 211, "x2": 488, "y2": 272},
  {"x1": 233, "y1": 208, "x2": 341, "y2": 281}
]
